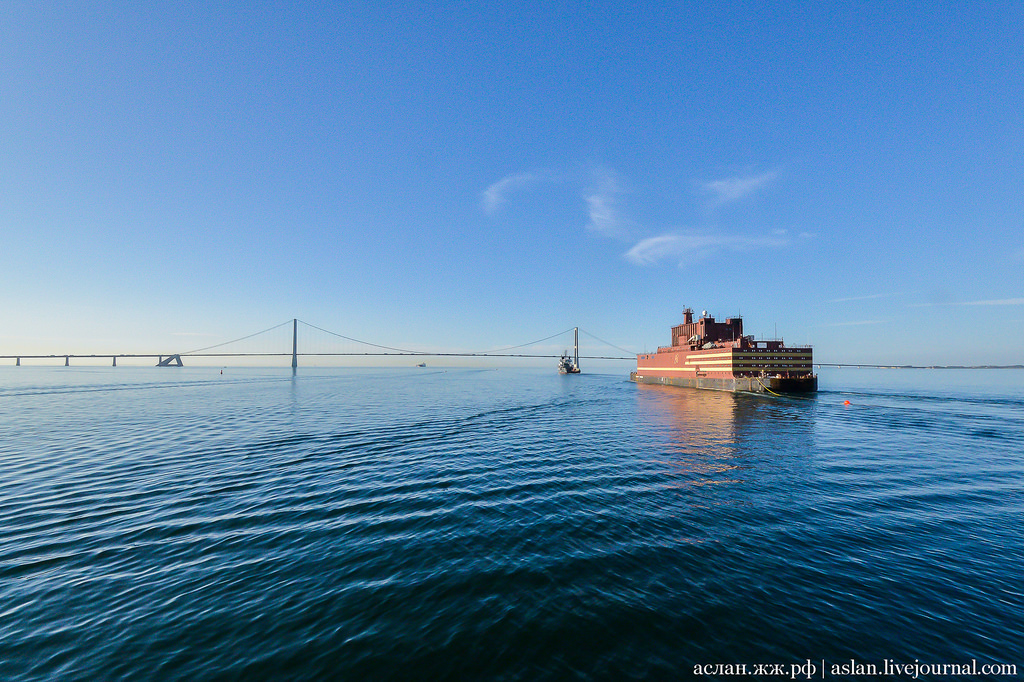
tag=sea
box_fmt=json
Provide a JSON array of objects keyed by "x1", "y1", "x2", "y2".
[{"x1": 1, "y1": 365, "x2": 1022, "y2": 681}]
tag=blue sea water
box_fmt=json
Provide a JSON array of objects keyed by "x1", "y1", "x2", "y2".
[{"x1": 1, "y1": 366, "x2": 1022, "y2": 680}]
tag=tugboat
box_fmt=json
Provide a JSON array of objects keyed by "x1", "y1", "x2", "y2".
[
  {"x1": 631, "y1": 308, "x2": 816, "y2": 393},
  {"x1": 559, "y1": 327, "x2": 581, "y2": 374}
]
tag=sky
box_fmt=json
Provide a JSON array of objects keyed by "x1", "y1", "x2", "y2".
[{"x1": 2, "y1": 2, "x2": 1022, "y2": 367}]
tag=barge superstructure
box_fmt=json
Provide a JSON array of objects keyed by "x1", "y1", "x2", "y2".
[{"x1": 631, "y1": 308, "x2": 816, "y2": 393}]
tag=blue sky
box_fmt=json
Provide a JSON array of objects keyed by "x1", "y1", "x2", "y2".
[{"x1": 2, "y1": 2, "x2": 1022, "y2": 366}]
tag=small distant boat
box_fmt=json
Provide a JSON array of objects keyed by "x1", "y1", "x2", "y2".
[
  {"x1": 559, "y1": 327, "x2": 581, "y2": 374},
  {"x1": 416, "y1": 362, "x2": 427, "y2": 367},
  {"x1": 558, "y1": 354, "x2": 580, "y2": 374}
]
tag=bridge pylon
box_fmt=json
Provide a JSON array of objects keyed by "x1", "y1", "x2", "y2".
[{"x1": 292, "y1": 318, "x2": 298, "y2": 369}]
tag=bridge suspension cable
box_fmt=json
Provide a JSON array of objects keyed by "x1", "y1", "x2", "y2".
[
  {"x1": 578, "y1": 329, "x2": 638, "y2": 357},
  {"x1": 182, "y1": 319, "x2": 294, "y2": 355},
  {"x1": 465, "y1": 327, "x2": 577, "y2": 355},
  {"x1": 297, "y1": 320, "x2": 428, "y2": 355}
]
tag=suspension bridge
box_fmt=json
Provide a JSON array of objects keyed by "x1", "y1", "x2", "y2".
[
  {"x1": 0, "y1": 319, "x2": 638, "y2": 367},
  {"x1": 4, "y1": 322, "x2": 1017, "y2": 370}
]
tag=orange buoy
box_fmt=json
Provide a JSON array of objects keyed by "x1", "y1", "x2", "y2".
[{"x1": 843, "y1": 400, "x2": 850, "y2": 405}]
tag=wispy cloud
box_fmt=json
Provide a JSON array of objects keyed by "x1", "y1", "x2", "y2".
[
  {"x1": 823, "y1": 319, "x2": 886, "y2": 327},
  {"x1": 827, "y1": 292, "x2": 903, "y2": 304},
  {"x1": 911, "y1": 297, "x2": 1024, "y2": 307},
  {"x1": 480, "y1": 172, "x2": 538, "y2": 215},
  {"x1": 957, "y1": 298, "x2": 1024, "y2": 306},
  {"x1": 701, "y1": 171, "x2": 778, "y2": 205},
  {"x1": 584, "y1": 168, "x2": 627, "y2": 238},
  {"x1": 624, "y1": 231, "x2": 788, "y2": 266}
]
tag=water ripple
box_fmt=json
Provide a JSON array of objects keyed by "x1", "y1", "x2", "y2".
[{"x1": 1, "y1": 368, "x2": 1022, "y2": 679}]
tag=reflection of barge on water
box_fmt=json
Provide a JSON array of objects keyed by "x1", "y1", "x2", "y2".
[{"x1": 631, "y1": 308, "x2": 817, "y2": 393}]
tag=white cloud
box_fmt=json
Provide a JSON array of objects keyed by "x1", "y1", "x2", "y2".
[
  {"x1": 481, "y1": 172, "x2": 538, "y2": 215},
  {"x1": 624, "y1": 231, "x2": 788, "y2": 266},
  {"x1": 584, "y1": 168, "x2": 627, "y2": 238},
  {"x1": 701, "y1": 171, "x2": 778, "y2": 205},
  {"x1": 586, "y1": 192, "x2": 617, "y2": 236},
  {"x1": 481, "y1": 166, "x2": 631, "y2": 239}
]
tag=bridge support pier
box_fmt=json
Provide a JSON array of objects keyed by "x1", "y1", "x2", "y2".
[
  {"x1": 112, "y1": 356, "x2": 117, "y2": 367},
  {"x1": 157, "y1": 355, "x2": 183, "y2": 367},
  {"x1": 65, "y1": 356, "x2": 69, "y2": 367},
  {"x1": 16, "y1": 357, "x2": 20, "y2": 366}
]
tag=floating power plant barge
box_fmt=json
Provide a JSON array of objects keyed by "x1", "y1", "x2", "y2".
[{"x1": 631, "y1": 308, "x2": 817, "y2": 393}]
